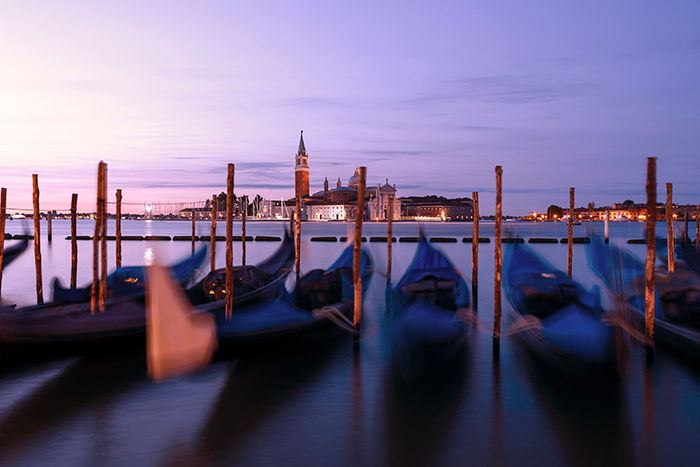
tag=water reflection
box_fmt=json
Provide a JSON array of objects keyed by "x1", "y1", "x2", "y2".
[
  {"x1": 182, "y1": 341, "x2": 345, "y2": 465},
  {"x1": 0, "y1": 351, "x2": 145, "y2": 463},
  {"x1": 518, "y1": 347, "x2": 634, "y2": 467},
  {"x1": 382, "y1": 336, "x2": 470, "y2": 466}
]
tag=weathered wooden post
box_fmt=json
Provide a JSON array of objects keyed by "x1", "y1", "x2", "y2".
[
  {"x1": 289, "y1": 211, "x2": 295, "y2": 248},
  {"x1": 210, "y1": 194, "x2": 217, "y2": 272},
  {"x1": 387, "y1": 194, "x2": 394, "y2": 282},
  {"x1": 191, "y1": 206, "x2": 196, "y2": 254},
  {"x1": 295, "y1": 196, "x2": 301, "y2": 282},
  {"x1": 696, "y1": 205, "x2": 700, "y2": 248},
  {"x1": 645, "y1": 157, "x2": 657, "y2": 340},
  {"x1": 99, "y1": 163, "x2": 108, "y2": 312},
  {"x1": 242, "y1": 196, "x2": 247, "y2": 266},
  {"x1": 472, "y1": 191, "x2": 479, "y2": 306},
  {"x1": 90, "y1": 162, "x2": 106, "y2": 313},
  {"x1": 47, "y1": 211, "x2": 52, "y2": 243},
  {"x1": 604, "y1": 208, "x2": 610, "y2": 244},
  {"x1": 0, "y1": 187, "x2": 6, "y2": 297},
  {"x1": 91, "y1": 168, "x2": 100, "y2": 314},
  {"x1": 684, "y1": 210, "x2": 689, "y2": 247},
  {"x1": 493, "y1": 167, "x2": 503, "y2": 340},
  {"x1": 116, "y1": 189, "x2": 122, "y2": 268},
  {"x1": 225, "y1": 164, "x2": 234, "y2": 319},
  {"x1": 567, "y1": 187, "x2": 574, "y2": 278},
  {"x1": 666, "y1": 182, "x2": 674, "y2": 272},
  {"x1": 353, "y1": 167, "x2": 367, "y2": 331},
  {"x1": 32, "y1": 174, "x2": 43, "y2": 304},
  {"x1": 70, "y1": 193, "x2": 78, "y2": 288}
]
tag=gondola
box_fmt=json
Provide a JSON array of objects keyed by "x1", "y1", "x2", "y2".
[
  {"x1": 587, "y1": 236, "x2": 700, "y2": 362},
  {"x1": 1, "y1": 237, "x2": 29, "y2": 270},
  {"x1": 52, "y1": 245, "x2": 209, "y2": 302},
  {"x1": 0, "y1": 232, "x2": 294, "y2": 347},
  {"x1": 503, "y1": 241, "x2": 616, "y2": 379},
  {"x1": 202, "y1": 243, "x2": 372, "y2": 354},
  {"x1": 385, "y1": 237, "x2": 470, "y2": 379},
  {"x1": 655, "y1": 236, "x2": 700, "y2": 276}
]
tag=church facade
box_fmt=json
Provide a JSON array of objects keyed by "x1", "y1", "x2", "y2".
[{"x1": 294, "y1": 132, "x2": 401, "y2": 221}]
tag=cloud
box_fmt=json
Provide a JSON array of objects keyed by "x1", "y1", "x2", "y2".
[
  {"x1": 401, "y1": 74, "x2": 594, "y2": 108},
  {"x1": 279, "y1": 97, "x2": 344, "y2": 107}
]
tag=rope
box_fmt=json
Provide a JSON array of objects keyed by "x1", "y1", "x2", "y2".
[
  {"x1": 499, "y1": 314, "x2": 543, "y2": 337},
  {"x1": 456, "y1": 308, "x2": 543, "y2": 337},
  {"x1": 312, "y1": 305, "x2": 359, "y2": 335},
  {"x1": 603, "y1": 297, "x2": 654, "y2": 346},
  {"x1": 456, "y1": 308, "x2": 493, "y2": 333}
]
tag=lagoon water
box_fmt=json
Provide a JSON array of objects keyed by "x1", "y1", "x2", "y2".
[{"x1": 0, "y1": 220, "x2": 698, "y2": 466}]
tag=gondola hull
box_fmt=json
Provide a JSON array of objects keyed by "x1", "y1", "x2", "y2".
[
  {"x1": 387, "y1": 238, "x2": 470, "y2": 380},
  {"x1": 504, "y1": 242, "x2": 618, "y2": 381},
  {"x1": 587, "y1": 237, "x2": 700, "y2": 366},
  {"x1": 0, "y1": 234, "x2": 294, "y2": 349}
]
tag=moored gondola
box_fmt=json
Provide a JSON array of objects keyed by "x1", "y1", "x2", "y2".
[
  {"x1": 588, "y1": 236, "x2": 700, "y2": 363},
  {"x1": 204, "y1": 243, "x2": 372, "y2": 355},
  {"x1": 52, "y1": 245, "x2": 209, "y2": 302},
  {"x1": 0, "y1": 232, "x2": 294, "y2": 349},
  {"x1": 1, "y1": 237, "x2": 29, "y2": 270},
  {"x1": 504, "y1": 241, "x2": 617, "y2": 381},
  {"x1": 385, "y1": 237, "x2": 470, "y2": 379}
]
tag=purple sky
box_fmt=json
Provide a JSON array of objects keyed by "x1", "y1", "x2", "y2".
[{"x1": 1, "y1": 1, "x2": 699, "y2": 214}]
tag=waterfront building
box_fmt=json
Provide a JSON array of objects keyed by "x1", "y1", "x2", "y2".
[{"x1": 400, "y1": 196, "x2": 473, "y2": 221}]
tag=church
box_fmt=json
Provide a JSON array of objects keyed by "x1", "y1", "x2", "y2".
[{"x1": 294, "y1": 131, "x2": 401, "y2": 221}]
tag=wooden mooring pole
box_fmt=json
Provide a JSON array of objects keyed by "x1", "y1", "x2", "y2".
[
  {"x1": 116, "y1": 189, "x2": 122, "y2": 268},
  {"x1": 32, "y1": 174, "x2": 43, "y2": 304},
  {"x1": 242, "y1": 196, "x2": 247, "y2": 266},
  {"x1": 353, "y1": 166, "x2": 367, "y2": 331},
  {"x1": 684, "y1": 210, "x2": 689, "y2": 247},
  {"x1": 472, "y1": 191, "x2": 479, "y2": 306},
  {"x1": 493, "y1": 166, "x2": 503, "y2": 340},
  {"x1": 295, "y1": 196, "x2": 301, "y2": 282},
  {"x1": 210, "y1": 194, "x2": 217, "y2": 271},
  {"x1": 0, "y1": 188, "x2": 6, "y2": 298},
  {"x1": 99, "y1": 163, "x2": 108, "y2": 312},
  {"x1": 47, "y1": 210, "x2": 52, "y2": 242},
  {"x1": 91, "y1": 168, "x2": 100, "y2": 313},
  {"x1": 70, "y1": 193, "x2": 78, "y2": 288},
  {"x1": 225, "y1": 163, "x2": 234, "y2": 319},
  {"x1": 191, "y1": 206, "x2": 196, "y2": 255},
  {"x1": 696, "y1": 205, "x2": 700, "y2": 248},
  {"x1": 666, "y1": 183, "x2": 674, "y2": 272},
  {"x1": 387, "y1": 194, "x2": 394, "y2": 282},
  {"x1": 604, "y1": 208, "x2": 610, "y2": 244},
  {"x1": 645, "y1": 157, "x2": 657, "y2": 341},
  {"x1": 567, "y1": 187, "x2": 574, "y2": 278}
]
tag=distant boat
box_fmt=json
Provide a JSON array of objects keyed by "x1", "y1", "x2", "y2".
[{"x1": 10, "y1": 213, "x2": 26, "y2": 220}]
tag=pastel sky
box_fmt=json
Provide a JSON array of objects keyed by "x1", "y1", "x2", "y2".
[{"x1": 1, "y1": 1, "x2": 698, "y2": 214}]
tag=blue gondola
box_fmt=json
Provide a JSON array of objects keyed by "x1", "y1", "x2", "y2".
[
  {"x1": 52, "y1": 245, "x2": 209, "y2": 302},
  {"x1": 1, "y1": 237, "x2": 28, "y2": 270},
  {"x1": 504, "y1": 241, "x2": 616, "y2": 378},
  {"x1": 386, "y1": 237, "x2": 470, "y2": 378},
  {"x1": 208, "y1": 243, "x2": 372, "y2": 353},
  {"x1": 587, "y1": 236, "x2": 700, "y2": 362},
  {"x1": 0, "y1": 233, "x2": 294, "y2": 347}
]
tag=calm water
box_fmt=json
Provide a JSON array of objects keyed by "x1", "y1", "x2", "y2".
[{"x1": 0, "y1": 220, "x2": 698, "y2": 466}]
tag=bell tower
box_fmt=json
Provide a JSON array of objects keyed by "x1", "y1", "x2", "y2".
[{"x1": 294, "y1": 130, "x2": 310, "y2": 198}]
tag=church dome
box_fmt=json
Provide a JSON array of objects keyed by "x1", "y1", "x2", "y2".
[
  {"x1": 348, "y1": 167, "x2": 360, "y2": 188},
  {"x1": 380, "y1": 178, "x2": 394, "y2": 191}
]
